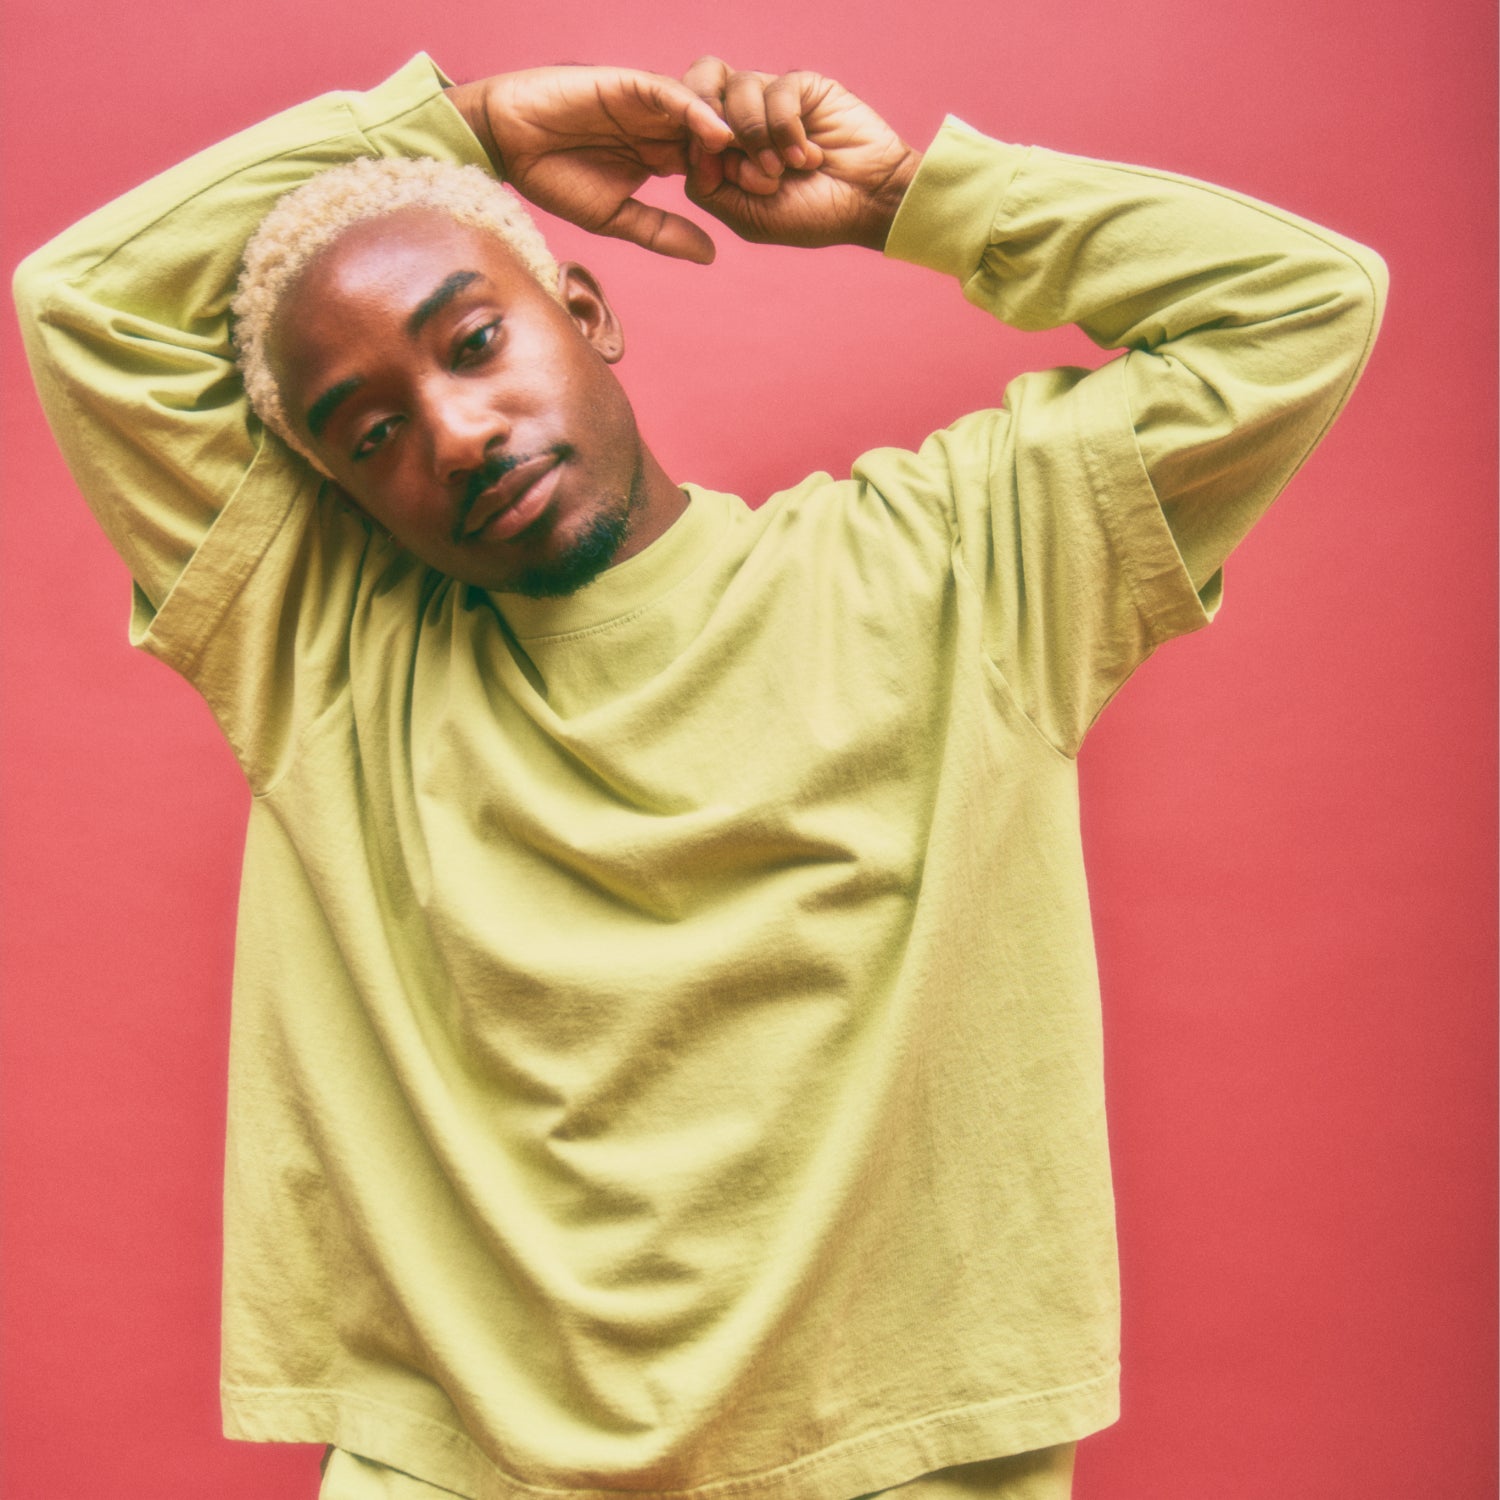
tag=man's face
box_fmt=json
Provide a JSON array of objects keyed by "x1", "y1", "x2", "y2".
[{"x1": 270, "y1": 206, "x2": 648, "y2": 596}]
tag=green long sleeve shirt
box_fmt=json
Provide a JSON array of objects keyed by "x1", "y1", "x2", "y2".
[{"x1": 13, "y1": 53, "x2": 1386, "y2": 1500}]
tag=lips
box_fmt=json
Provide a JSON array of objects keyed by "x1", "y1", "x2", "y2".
[{"x1": 459, "y1": 451, "x2": 563, "y2": 543}]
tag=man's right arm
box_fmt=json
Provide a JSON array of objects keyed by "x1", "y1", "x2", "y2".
[
  {"x1": 12, "y1": 55, "x2": 491, "y2": 638},
  {"x1": 12, "y1": 56, "x2": 734, "y2": 653}
]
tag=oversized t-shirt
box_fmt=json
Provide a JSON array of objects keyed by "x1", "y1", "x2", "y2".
[{"x1": 13, "y1": 53, "x2": 1387, "y2": 1500}]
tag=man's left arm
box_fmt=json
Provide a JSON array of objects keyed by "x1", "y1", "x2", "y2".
[
  {"x1": 680, "y1": 62, "x2": 1388, "y2": 748},
  {"x1": 881, "y1": 115, "x2": 1389, "y2": 596}
]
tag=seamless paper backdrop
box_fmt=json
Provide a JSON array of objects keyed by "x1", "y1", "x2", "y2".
[{"x1": 1, "y1": 1, "x2": 1494, "y2": 1496}]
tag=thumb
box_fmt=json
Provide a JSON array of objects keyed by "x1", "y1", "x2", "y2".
[
  {"x1": 599, "y1": 196, "x2": 718, "y2": 264},
  {"x1": 684, "y1": 161, "x2": 774, "y2": 243}
]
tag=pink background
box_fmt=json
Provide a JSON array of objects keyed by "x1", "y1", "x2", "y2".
[{"x1": 2, "y1": 1, "x2": 1494, "y2": 1496}]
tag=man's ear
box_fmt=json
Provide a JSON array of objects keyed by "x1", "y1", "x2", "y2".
[{"x1": 557, "y1": 261, "x2": 624, "y2": 364}]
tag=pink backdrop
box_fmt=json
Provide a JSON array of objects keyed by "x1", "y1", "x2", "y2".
[{"x1": 2, "y1": 1, "x2": 1495, "y2": 1496}]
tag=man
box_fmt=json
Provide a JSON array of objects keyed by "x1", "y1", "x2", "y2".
[{"x1": 12, "y1": 51, "x2": 1386, "y2": 1500}]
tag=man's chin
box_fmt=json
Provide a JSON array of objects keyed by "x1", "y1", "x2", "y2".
[{"x1": 498, "y1": 495, "x2": 633, "y2": 600}]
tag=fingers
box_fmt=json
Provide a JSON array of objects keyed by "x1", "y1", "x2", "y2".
[
  {"x1": 681, "y1": 56, "x2": 827, "y2": 179},
  {"x1": 682, "y1": 95, "x2": 737, "y2": 152},
  {"x1": 681, "y1": 54, "x2": 731, "y2": 109},
  {"x1": 628, "y1": 70, "x2": 735, "y2": 151},
  {"x1": 688, "y1": 140, "x2": 784, "y2": 203},
  {"x1": 724, "y1": 70, "x2": 784, "y2": 179},
  {"x1": 764, "y1": 75, "x2": 822, "y2": 170},
  {"x1": 686, "y1": 136, "x2": 726, "y2": 198},
  {"x1": 600, "y1": 196, "x2": 718, "y2": 265}
]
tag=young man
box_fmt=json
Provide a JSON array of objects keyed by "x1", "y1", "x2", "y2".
[{"x1": 13, "y1": 53, "x2": 1386, "y2": 1500}]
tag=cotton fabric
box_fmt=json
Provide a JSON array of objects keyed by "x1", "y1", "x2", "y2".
[
  {"x1": 318, "y1": 1443, "x2": 1077, "y2": 1500},
  {"x1": 13, "y1": 54, "x2": 1386, "y2": 1500}
]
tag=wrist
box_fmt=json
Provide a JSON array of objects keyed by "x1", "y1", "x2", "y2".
[
  {"x1": 860, "y1": 146, "x2": 923, "y2": 251},
  {"x1": 445, "y1": 78, "x2": 505, "y2": 176}
]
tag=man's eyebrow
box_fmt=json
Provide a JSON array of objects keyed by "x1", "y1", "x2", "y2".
[
  {"x1": 306, "y1": 376, "x2": 365, "y2": 441},
  {"x1": 407, "y1": 270, "x2": 483, "y2": 338},
  {"x1": 302, "y1": 271, "x2": 486, "y2": 439}
]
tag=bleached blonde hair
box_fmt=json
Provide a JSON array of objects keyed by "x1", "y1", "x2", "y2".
[{"x1": 231, "y1": 156, "x2": 561, "y2": 470}]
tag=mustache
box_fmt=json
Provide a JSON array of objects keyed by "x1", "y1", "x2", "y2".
[{"x1": 455, "y1": 444, "x2": 568, "y2": 536}]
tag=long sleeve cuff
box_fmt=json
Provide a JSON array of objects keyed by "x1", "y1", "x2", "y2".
[{"x1": 884, "y1": 117, "x2": 1030, "y2": 282}]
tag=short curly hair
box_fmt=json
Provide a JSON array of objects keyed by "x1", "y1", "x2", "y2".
[{"x1": 231, "y1": 156, "x2": 561, "y2": 470}]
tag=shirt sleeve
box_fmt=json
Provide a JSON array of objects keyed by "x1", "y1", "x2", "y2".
[
  {"x1": 879, "y1": 116, "x2": 1388, "y2": 756},
  {"x1": 11, "y1": 54, "x2": 491, "y2": 782}
]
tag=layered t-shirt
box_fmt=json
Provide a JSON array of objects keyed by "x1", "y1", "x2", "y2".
[{"x1": 13, "y1": 54, "x2": 1387, "y2": 1500}]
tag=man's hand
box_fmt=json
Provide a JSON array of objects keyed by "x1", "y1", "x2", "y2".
[
  {"x1": 679, "y1": 58, "x2": 922, "y2": 252},
  {"x1": 447, "y1": 68, "x2": 735, "y2": 264}
]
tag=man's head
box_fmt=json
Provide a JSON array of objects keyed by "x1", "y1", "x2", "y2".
[{"x1": 232, "y1": 157, "x2": 668, "y2": 596}]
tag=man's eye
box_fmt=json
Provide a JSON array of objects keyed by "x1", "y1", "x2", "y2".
[
  {"x1": 455, "y1": 320, "x2": 500, "y2": 365},
  {"x1": 352, "y1": 416, "x2": 400, "y2": 461}
]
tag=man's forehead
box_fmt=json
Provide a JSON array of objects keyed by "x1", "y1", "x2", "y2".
[
  {"x1": 270, "y1": 207, "x2": 543, "y2": 414},
  {"x1": 299, "y1": 206, "x2": 533, "y2": 296}
]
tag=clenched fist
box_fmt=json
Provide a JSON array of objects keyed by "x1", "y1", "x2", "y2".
[{"x1": 679, "y1": 57, "x2": 922, "y2": 251}]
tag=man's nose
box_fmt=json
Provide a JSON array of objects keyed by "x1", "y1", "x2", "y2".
[{"x1": 429, "y1": 387, "x2": 510, "y2": 482}]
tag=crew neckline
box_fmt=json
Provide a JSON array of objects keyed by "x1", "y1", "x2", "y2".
[{"x1": 493, "y1": 484, "x2": 728, "y2": 642}]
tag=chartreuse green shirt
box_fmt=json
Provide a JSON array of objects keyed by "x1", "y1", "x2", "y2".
[{"x1": 13, "y1": 53, "x2": 1385, "y2": 1500}]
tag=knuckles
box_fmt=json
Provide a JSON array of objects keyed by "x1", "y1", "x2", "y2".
[{"x1": 678, "y1": 59, "x2": 842, "y2": 167}]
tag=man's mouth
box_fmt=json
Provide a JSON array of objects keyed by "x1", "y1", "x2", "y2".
[{"x1": 456, "y1": 448, "x2": 567, "y2": 544}]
